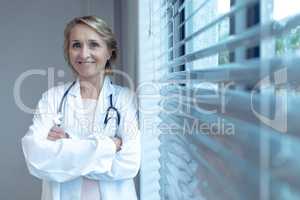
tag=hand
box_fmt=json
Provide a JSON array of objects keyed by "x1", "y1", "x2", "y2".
[
  {"x1": 112, "y1": 136, "x2": 122, "y2": 152},
  {"x1": 47, "y1": 126, "x2": 70, "y2": 141}
]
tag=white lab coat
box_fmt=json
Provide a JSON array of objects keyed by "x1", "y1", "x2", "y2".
[{"x1": 22, "y1": 76, "x2": 141, "y2": 200}]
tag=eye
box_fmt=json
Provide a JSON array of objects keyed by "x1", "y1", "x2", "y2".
[
  {"x1": 71, "y1": 42, "x2": 81, "y2": 49},
  {"x1": 89, "y1": 41, "x2": 100, "y2": 48}
]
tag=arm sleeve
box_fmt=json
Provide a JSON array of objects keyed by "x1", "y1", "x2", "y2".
[
  {"x1": 21, "y1": 90, "x2": 117, "y2": 183},
  {"x1": 85, "y1": 89, "x2": 141, "y2": 181}
]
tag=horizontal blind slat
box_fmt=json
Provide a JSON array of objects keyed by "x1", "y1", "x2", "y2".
[
  {"x1": 160, "y1": 55, "x2": 300, "y2": 84},
  {"x1": 156, "y1": 0, "x2": 259, "y2": 60},
  {"x1": 157, "y1": 13, "x2": 300, "y2": 71}
]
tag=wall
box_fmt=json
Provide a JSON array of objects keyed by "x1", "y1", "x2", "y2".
[
  {"x1": 114, "y1": 0, "x2": 140, "y2": 197},
  {"x1": 113, "y1": 0, "x2": 139, "y2": 88}
]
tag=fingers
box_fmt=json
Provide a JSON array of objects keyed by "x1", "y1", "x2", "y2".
[
  {"x1": 47, "y1": 131, "x2": 64, "y2": 141},
  {"x1": 47, "y1": 132, "x2": 59, "y2": 141},
  {"x1": 50, "y1": 126, "x2": 65, "y2": 134},
  {"x1": 117, "y1": 137, "x2": 122, "y2": 146},
  {"x1": 112, "y1": 137, "x2": 122, "y2": 152},
  {"x1": 47, "y1": 126, "x2": 69, "y2": 141}
]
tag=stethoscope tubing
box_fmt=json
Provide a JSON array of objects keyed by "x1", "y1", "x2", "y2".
[{"x1": 57, "y1": 81, "x2": 120, "y2": 127}]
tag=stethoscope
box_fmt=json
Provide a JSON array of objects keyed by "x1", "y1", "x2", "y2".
[{"x1": 55, "y1": 80, "x2": 120, "y2": 128}]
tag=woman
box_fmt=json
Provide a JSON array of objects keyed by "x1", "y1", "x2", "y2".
[{"x1": 22, "y1": 16, "x2": 140, "y2": 200}]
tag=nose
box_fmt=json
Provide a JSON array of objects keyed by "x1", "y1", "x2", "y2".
[{"x1": 79, "y1": 45, "x2": 90, "y2": 59}]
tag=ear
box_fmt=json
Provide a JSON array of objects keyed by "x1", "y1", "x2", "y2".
[
  {"x1": 107, "y1": 49, "x2": 113, "y2": 60},
  {"x1": 108, "y1": 49, "x2": 115, "y2": 60}
]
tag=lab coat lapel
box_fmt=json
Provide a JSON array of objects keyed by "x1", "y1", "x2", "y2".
[
  {"x1": 94, "y1": 76, "x2": 114, "y2": 136},
  {"x1": 61, "y1": 79, "x2": 83, "y2": 138}
]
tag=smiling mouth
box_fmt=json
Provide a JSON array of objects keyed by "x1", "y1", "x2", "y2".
[{"x1": 77, "y1": 61, "x2": 96, "y2": 64}]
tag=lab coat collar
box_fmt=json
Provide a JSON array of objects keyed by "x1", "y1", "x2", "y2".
[{"x1": 68, "y1": 76, "x2": 113, "y2": 98}]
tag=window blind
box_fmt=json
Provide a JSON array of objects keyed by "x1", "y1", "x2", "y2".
[{"x1": 140, "y1": 0, "x2": 300, "y2": 199}]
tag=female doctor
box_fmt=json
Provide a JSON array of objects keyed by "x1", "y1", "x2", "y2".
[{"x1": 21, "y1": 16, "x2": 140, "y2": 200}]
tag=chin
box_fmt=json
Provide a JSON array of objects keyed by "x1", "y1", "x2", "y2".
[{"x1": 78, "y1": 71, "x2": 103, "y2": 79}]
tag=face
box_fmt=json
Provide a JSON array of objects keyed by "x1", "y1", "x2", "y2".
[{"x1": 68, "y1": 23, "x2": 111, "y2": 79}]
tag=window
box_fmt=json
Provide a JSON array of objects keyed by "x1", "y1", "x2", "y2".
[
  {"x1": 273, "y1": 0, "x2": 300, "y2": 55},
  {"x1": 138, "y1": 0, "x2": 300, "y2": 199}
]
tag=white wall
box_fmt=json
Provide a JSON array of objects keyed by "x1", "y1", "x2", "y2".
[{"x1": 0, "y1": 0, "x2": 115, "y2": 199}]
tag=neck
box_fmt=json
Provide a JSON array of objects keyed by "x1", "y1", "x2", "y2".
[{"x1": 79, "y1": 74, "x2": 105, "y2": 99}]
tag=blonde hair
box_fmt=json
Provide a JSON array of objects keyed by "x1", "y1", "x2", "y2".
[{"x1": 64, "y1": 16, "x2": 118, "y2": 74}]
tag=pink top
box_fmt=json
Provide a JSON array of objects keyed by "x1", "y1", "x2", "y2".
[
  {"x1": 81, "y1": 177, "x2": 101, "y2": 200},
  {"x1": 80, "y1": 99, "x2": 101, "y2": 200}
]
